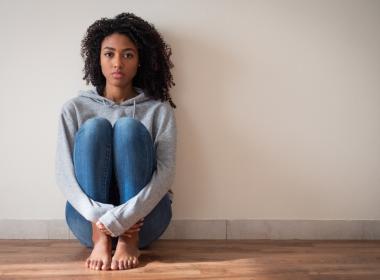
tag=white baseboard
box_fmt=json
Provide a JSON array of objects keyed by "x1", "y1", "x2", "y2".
[{"x1": 0, "y1": 219, "x2": 379, "y2": 240}]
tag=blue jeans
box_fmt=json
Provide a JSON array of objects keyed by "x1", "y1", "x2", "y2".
[{"x1": 65, "y1": 117, "x2": 172, "y2": 250}]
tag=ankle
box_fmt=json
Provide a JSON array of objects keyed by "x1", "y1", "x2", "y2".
[
  {"x1": 91, "y1": 223, "x2": 110, "y2": 244},
  {"x1": 118, "y1": 232, "x2": 139, "y2": 246},
  {"x1": 93, "y1": 234, "x2": 110, "y2": 244}
]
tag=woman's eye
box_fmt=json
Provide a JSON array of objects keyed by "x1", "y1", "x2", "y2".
[
  {"x1": 104, "y1": 52, "x2": 113, "y2": 57},
  {"x1": 124, "y1": 53, "x2": 134, "y2": 59}
]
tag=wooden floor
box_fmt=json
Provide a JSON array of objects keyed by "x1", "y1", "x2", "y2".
[{"x1": 0, "y1": 239, "x2": 380, "y2": 279}]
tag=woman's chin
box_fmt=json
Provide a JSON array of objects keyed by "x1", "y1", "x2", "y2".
[{"x1": 108, "y1": 80, "x2": 130, "y2": 87}]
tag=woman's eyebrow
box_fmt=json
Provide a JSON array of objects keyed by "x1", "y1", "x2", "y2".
[{"x1": 103, "y1": 46, "x2": 136, "y2": 52}]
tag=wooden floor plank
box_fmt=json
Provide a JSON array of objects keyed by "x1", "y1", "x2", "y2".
[{"x1": 0, "y1": 240, "x2": 379, "y2": 279}]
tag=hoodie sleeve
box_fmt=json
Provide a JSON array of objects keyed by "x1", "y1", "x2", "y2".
[
  {"x1": 98, "y1": 102, "x2": 177, "y2": 237},
  {"x1": 55, "y1": 102, "x2": 115, "y2": 222}
]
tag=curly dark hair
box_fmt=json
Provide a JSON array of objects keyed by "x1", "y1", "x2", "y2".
[{"x1": 80, "y1": 12, "x2": 176, "y2": 108}]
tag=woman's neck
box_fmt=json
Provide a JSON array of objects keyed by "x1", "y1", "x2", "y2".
[{"x1": 104, "y1": 84, "x2": 137, "y2": 103}]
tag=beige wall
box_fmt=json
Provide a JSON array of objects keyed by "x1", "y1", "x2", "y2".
[{"x1": 0, "y1": 0, "x2": 379, "y2": 221}]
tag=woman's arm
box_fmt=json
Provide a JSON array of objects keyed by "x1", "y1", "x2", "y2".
[
  {"x1": 98, "y1": 102, "x2": 177, "y2": 237},
  {"x1": 55, "y1": 102, "x2": 115, "y2": 222}
]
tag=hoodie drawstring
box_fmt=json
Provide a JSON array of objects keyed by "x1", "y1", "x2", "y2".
[
  {"x1": 133, "y1": 99, "x2": 136, "y2": 119},
  {"x1": 83, "y1": 89, "x2": 139, "y2": 117}
]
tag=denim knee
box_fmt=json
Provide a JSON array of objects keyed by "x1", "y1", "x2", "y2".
[
  {"x1": 115, "y1": 117, "x2": 155, "y2": 156},
  {"x1": 78, "y1": 117, "x2": 112, "y2": 137},
  {"x1": 114, "y1": 117, "x2": 150, "y2": 136}
]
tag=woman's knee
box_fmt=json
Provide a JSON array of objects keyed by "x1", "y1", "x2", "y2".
[
  {"x1": 77, "y1": 117, "x2": 112, "y2": 138},
  {"x1": 114, "y1": 117, "x2": 151, "y2": 140}
]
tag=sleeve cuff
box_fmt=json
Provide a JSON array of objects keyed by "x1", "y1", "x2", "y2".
[{"x1": 98, "y1": 211, "x2": 125, "y2": 237}]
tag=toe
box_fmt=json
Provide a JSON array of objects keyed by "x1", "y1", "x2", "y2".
[
  {"x1": 118, "y1": 260, "x2": 125, "y2": 270},
  {"x1": 102, "y1": 260, "x2": 110, "y2": 271},
  {"x1": 125, "y1": 258, "x2": 132, "y2": 269},
  {"x1": 127, "y1": 258, "x2": 133, "y2": 269},
  {"x1": 97, "y1": 260, "x2": 103, "y2": 270},
  {"x1": 132, "y1": 257, "x2": 139, "y2": 268},
  {"x1": 111, "y1": 259, "x2": 118, "y2": 270},
  {"x1": 94, "y1": 260, "x2": 99, "y2": 270}
]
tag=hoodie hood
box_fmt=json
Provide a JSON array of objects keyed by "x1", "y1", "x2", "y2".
[{"x1": 78, "y1": 87, "x2": 151, "y2": 118}]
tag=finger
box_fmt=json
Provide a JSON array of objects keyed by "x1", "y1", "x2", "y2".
[
  {"x1": 128, "y1": 230, "x2": 140, "y2": 234},
  {"x1": 131, "y1": 223, "x2": 140, "y2": 228},
  {"x1": 130, "y1": 224, "x2": 142, "y2": 230},
  {"x1": 102, "y1": 229, "x2": 110, "y2": 235},
  {"x1": 124, "y1": 229, "x2": 138, "y2": 235},
  {"x1": 99, "y1": 225, "x2": 111, "y2": 235},
  {"x1": 123, "y1": 230, "x2": 131, "y2": 235},
  {"x1": 131, "y1": 222, "x2": 144, "y2": 229}
]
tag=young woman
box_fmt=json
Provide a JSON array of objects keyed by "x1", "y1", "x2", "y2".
[{"x1": 55, "y1": 12, "x2": 177, "y2": 271}]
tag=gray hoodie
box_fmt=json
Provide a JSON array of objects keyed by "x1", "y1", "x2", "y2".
[{"x1": 55, "y1": 87, "x2": 176, "y2": 237}]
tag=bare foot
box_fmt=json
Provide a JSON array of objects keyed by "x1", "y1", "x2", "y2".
[
  {"x1": 111, "y1": 232, "x2": 140, "y2": 270},
  {"x1": 85, "y1": 222, "x2": 112, "y2": 270}
]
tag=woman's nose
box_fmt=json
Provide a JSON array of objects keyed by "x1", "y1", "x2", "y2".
[{"x1": 113, "y1": 55, "x2": 123, "y2": 68}]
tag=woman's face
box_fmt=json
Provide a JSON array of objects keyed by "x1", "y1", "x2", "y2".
[{"x1": 100, "y1": 33, "x2": 139, "y2": 88}]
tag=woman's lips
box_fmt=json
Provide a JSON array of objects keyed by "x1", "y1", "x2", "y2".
[{"x1": 112, "y1": 72, "x2": 124, "y2": 79}]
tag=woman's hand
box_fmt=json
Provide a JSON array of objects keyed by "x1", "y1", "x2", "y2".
[
  {"x1": 95, "y1": 221, "x2": 113, "y2": 236},
  {"x1": 95, "y1": 218, "x2": 144, "y2": 238},
  {"x1": 121, "y1": 218, "x2": 144, "y2": 238}
]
